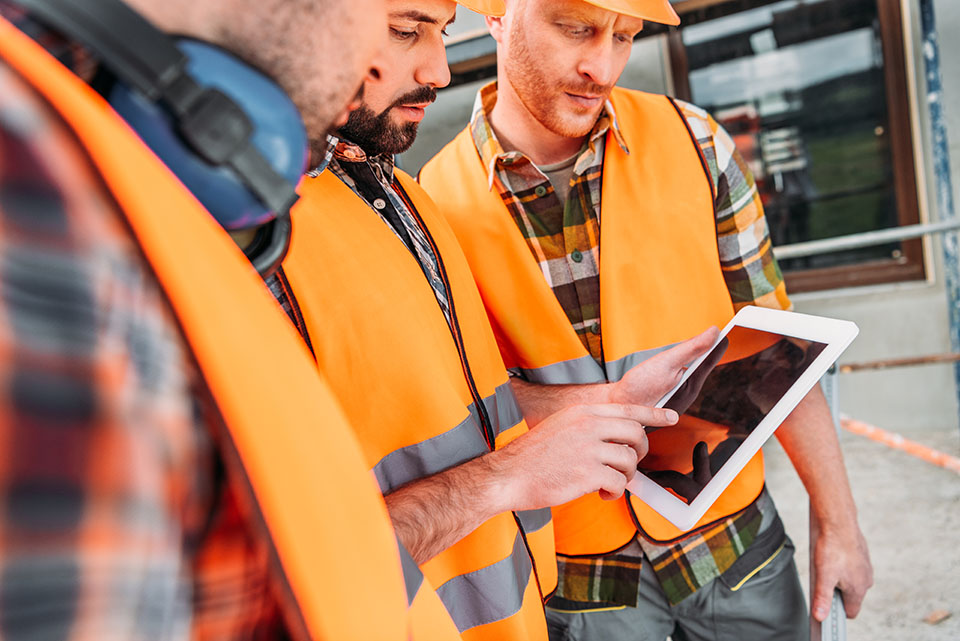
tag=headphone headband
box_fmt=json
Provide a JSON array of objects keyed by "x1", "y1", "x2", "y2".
[
  {"x1": 15, "y1": 0, "x2": 188, "y2": 99},
  {"x1": 13, "y1": 0, "x2": 307, "y2": 276}
]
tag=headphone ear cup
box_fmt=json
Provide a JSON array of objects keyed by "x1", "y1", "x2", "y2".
[
  {"x1": 107, "y1": 38, "x2": 308, "y2": 231},
  {"x1": 244, "y1": 216, "x2": 292, "y2": 277}
]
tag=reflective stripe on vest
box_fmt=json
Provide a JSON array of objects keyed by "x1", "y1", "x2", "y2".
[
  {"x1": 400, "y1": 539, "x2": 464, "y2": 640},
  {"x1": 280, "y1": 168, "x2": 555, "y2": 639},
  {"x1": 0, "y1": 18, "x2": 418, "y2": 640},
  {"x1": 420, "y1": 87, "x2": 764, "y2": 547},
  {"x1": 515, "y1": 344, "x2": 679, "y2": 385},
  {"x1": 373, "y1": 381, "x2": 521, "y2": 492}
]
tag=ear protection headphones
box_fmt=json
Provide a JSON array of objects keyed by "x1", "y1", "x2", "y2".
[{"x1": 14, "y1": 0, "x2": 309, "y2": 277}]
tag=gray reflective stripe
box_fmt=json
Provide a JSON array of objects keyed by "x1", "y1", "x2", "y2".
[
  {"x1": 436, "y1": 532, "x2": 532, "y2": 632},
  {"x1": 516, "y1": 507, "x2": 551, "y2": 533},
  {"x1": 482, "y1": 381, "x2": 523, "y2": 437},
  {"x1": 604, "y1": 343, "x2": 677, "y2": 382},
  {"x1": 373, "y1": 383, "x2": 523, "y2": 493},
  {"x1": 517, "y1": 354, "x2": 605, "y2": 384},
  {"x1": 517, "y1": 344, "x2": 680, "y2": 385},
  {"x1": 397, "y1": 537, "x2": 423, "y2": 607},
  {"x1": 373, "y1": 414, "x2": 488, "y2": 493}
]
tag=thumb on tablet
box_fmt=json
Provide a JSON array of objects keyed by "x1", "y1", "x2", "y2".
[{"x1": 610, "y1": 326, "x2": 720, "y2": 407}]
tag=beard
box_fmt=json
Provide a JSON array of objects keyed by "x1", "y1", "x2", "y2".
[
  {"x1": 338, "y1": 85, "x2": 437, "y2": 156},
  {"x1": 504, "y1": 20, "x2": 611, "y2": 139}
]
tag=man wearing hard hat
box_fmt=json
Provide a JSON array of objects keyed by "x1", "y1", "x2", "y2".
[
  {"x1": 265, "y1": 0, "x2": 722, "y2": 639},
  {"x1": 419, "y1": 0, "x2": 874, "y2": 639}
]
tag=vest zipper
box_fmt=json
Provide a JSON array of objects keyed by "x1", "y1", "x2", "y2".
[
  {"x1": 393, "y1": 180, "x2": 547, "y2": 604},
  {"x1": 391, "y1": 182, "x2": 496, "y2": 448},
  {"x1": 274, "y1": 266, "x2": 317, "y2": 361}
]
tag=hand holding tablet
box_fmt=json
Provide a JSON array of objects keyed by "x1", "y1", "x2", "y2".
[{"x1": 625, "y1": 306, "x2": 858, "y2": 531}]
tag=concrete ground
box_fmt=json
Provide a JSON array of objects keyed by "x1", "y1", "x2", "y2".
[{"x1": 762, "y1": 424, "x2": 960, "y2": 640}]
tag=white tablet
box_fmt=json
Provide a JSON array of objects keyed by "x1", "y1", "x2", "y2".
[{"x1": 624, "y1": 306, "x2": 858, "y2": 532}]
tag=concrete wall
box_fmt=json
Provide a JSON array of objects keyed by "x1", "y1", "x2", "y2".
[{"x1": 403, "y1": 0, "x2": 960, "y2": 433}]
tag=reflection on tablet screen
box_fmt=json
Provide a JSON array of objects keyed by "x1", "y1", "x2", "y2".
[{"x1": 638, "y1": 327, "x2": 827, "y2": 505}]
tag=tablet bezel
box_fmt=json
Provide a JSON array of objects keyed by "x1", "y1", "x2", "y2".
[{"x1": 624, "y1": 306, "x2": 859, "y2": 532}]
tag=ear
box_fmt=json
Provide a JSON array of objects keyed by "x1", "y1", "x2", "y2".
[{"x1": 486, "y1": 15, "x2": 505, "y2": 42}]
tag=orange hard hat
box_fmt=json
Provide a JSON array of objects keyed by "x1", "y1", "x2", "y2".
[
  {"x1": 457, "y1": 0, "x2": 506, "y2": 16},
  {"x1": 583, "y1": 0, "x2": 680, "y2": 25}
]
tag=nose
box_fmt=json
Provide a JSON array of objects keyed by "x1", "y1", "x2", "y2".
[
  {"x1": 576, "y1": 38, "x2": 617, "y2": 89},
  {"x1": 413, "y1": 36, "x2": 452, "y2": 90},
  {"x1": 366, "y1": 41, "x2": 387, "y2": 88}
]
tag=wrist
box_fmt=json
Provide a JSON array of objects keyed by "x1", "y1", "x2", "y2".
[
  {"x1": 474, "y1": 448, "x2": 523, "y2": 517},
  {"x1": 812, "y1": 503, "x2": 861, "y2": 537},
  {"x1": 598, "y1": 380, "x2": 620, "y2": 405}
]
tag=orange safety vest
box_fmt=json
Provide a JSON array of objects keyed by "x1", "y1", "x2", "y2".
[
  {"x1": 0, "y1": 17, "x2": 425, "y2": 640},
  {"x1": 278, "y1": 168, "x2": 557, "y2": 640},
  {"x1": 419, "y1": 87, "x2": 765, "y2": 550}
]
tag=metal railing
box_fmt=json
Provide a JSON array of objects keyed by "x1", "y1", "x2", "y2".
[
  {"x1": 772, "y1": 218, "x2": 960, "y2": 261},
  {"x1": 813, "y1": 368, "x2": 846, "y2": 641}
]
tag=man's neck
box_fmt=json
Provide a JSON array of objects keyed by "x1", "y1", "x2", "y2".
[{"x1": 488, "y1": 75, "x2": 588, "y2": 166}]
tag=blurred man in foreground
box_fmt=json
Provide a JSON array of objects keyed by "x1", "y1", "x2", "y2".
[{"x1": 0, "y1": 0, "x2": 456, "y2": 638}]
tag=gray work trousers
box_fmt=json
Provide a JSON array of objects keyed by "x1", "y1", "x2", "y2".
[{"x1": 544, "y1": 537, "x2": 808, "y2": 641}]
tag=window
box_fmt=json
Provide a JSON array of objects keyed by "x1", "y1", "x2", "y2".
[
  {"x1": 413, "y1": 1, "x2": 923, "y2": 293},
  {"x1": 668, "y1": 0, "x2": 923, "y2": 292}
]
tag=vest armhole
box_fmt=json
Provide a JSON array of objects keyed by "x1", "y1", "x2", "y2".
[{"x1": 665, "y1": 96, "x2": 717, "y2": 218}]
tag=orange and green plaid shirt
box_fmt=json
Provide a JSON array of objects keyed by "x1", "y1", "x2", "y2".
[{"x1": 470, "y1": 81, "x2": 791, "y2": 606}]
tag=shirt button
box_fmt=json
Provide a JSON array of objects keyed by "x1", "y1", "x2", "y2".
[
  {"x1": 571, "y1": 249, "x2": 583, "y2": 263},
  {"x1": 373, "y1": 198, "x2": 387, "y2": 210},
  {"x1": 590, "y1": 322, "x2": 601, "y2": 335},
  {"x1": 534, "y1": 185, "x2": 548, "y2": 197}
]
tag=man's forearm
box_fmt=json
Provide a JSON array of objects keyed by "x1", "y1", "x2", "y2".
[
  {"x1": 384, "y1": 401, "x2": 673, "y2": 565},
  {"x1": 384, "y1": 452, "x2": 512, "y2": 564},
  {"x1": 775, "y1": 385, "x2": 858, "y2": 527},
  {"x1": 776, "y1": 383, "x2": 873, "y2": 619}
]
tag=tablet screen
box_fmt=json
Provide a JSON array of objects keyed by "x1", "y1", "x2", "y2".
[{"x1": 638, "y1": 327, "x2": 827, "y2": 505}]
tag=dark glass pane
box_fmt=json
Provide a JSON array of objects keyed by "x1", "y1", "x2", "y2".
[{"x1": 680, "y1": 0, "x2": 900, "y2": 271}]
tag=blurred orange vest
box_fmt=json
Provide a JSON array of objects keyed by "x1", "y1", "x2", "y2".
[
  {"x1": 420, "y1": 88, "x2": 765, "y2": 548},
  {"x1": 279, "y1": 169, "x2": 556, "y2": 641},
  {"x1": 0, "y1": 17, "x2": 438, "y2": 640}
]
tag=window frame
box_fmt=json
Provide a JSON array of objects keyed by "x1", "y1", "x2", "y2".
[{"x1": 666, "y1": 0, "x2": 924, "y2": 293}]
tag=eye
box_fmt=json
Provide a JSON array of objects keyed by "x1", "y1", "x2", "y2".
[
  {"x1": 391, "y1": 27, "x2": 417, "y2": 41},
  {"x1": 559, "y1": 23, "x2": 591, "y2": 38},
  {"x1": 614, "y1": 33, "x2": 632, "y2": 44}
]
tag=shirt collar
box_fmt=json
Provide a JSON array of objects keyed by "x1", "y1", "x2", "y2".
[
  {"x1": 330, "y1": 138, "x2": 396, "y2": 184},
  {"x1": 469, "y1": 81, "x2": 629, "y2": 189},
  {"x1": 305, "y1": 136, "x2": 397, "y2": 184},
  {"x1": 305, "y1": 134, "x2": 339, "y2": 177}
]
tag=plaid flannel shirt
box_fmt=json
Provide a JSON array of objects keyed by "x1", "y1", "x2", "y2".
[
  {"x1": 0, "y1": 18, "x2": 286, "y2": 639},
  {"x1": 470, "y1": 82, "x2": 791, "y2": 605}
]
